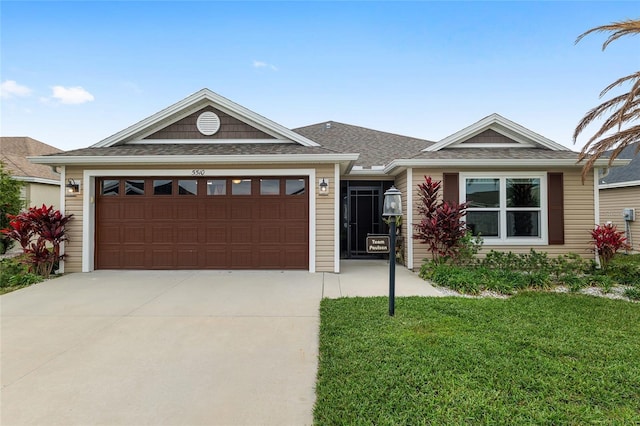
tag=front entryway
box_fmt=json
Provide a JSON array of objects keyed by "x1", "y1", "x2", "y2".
[
  {"x1": 95, "y1": 176, "x2": 309, "y2": 269},
  {"x1": 340, "y1": 181, "x2": 392, "y2": 258}
]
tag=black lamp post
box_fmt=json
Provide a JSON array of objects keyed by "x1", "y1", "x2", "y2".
[{"x1": 382, "y1": 186, "x2": 402, "y2": 316}]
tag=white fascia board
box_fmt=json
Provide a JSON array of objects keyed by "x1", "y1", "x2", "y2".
[
  {"x1": 92, "y1": 89, "x2": 320, "y2": 148},
  {"x1": 28, "y1": 153, "x2": 359, "y2": 166},
  {"x1": 12, "y1": 176, "x2": 61, "y2": 185},
  {"x1": 384, "y1": 157, "x2": 630, "y2": 173},
  {"x1": 599, "y1": 180, "x2": 640, "y2": 190},
  {"x1": 424, "y1": 113, "x2": 569, "y2": 152}
]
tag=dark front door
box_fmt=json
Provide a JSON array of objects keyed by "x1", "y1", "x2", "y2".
[{"x1": 347, "y1": 186, "x2": 384, "y2": 257}]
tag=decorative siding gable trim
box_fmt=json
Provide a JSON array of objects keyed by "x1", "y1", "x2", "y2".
[
  {"x1": 424, "y1": 113, "x2": 568, "y2": 152},
  {"x1": 92, "y1": 88, "x2": 320, "y2": 148}
]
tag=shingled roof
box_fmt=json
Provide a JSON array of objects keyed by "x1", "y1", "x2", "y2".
[
  {"x1": 0, "y1": 137, "x2": 61, "y2": 182},
  {"x1": 600, "y1": 142, "x2": 640, "y2": 186},
  {"x1": 293, "y1": 121, "x2": 434, "y2": 168}
]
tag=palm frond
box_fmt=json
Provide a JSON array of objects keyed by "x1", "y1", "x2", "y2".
[{"x1": 575, "y1": 18, "x2": 640, "y2": 50}]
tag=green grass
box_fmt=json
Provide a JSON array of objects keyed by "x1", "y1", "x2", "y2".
[{"x1": 315, "y1": 294, "x2": 640, "y2": 425}]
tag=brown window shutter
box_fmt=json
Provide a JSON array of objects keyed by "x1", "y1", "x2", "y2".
[
  {"x1": 547, "y1": 172, "x2": 564, "y2": 245},
  {"x1": 443, "y1": 173, "x2": 459, "y2": 204}
]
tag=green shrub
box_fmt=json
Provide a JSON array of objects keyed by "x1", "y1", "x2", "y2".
[
  {"x1": 0, "y1": 258, "x2": 43, "y2": 288},
  {"x1": 587, "y1": 274, "x2": 615, "y2": 293},
  {"x1": 607, "y1": 255, "x2": 640, "y2": 286},
  {"x1": 624, "y1": 287, "x2": 640, "y2": 301}
]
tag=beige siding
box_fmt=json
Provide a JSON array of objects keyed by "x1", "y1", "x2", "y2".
[
  {"x1": 62, "y1": 164, "x2": 338, "y2": 273},
  {"x1": 316, "y1": 165, "x2": 336, "y2": 272},
  {"x1": 410, "y1": 168, "x2": 596, "y2": 270},
  {"x1": 600, "y1": 186, "x2": 640, "y2": 252},
  {"x1": 25, "y1": 183, "x2": 60, "y2": 210}
]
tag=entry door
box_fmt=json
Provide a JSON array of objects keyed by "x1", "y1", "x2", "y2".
[{"x1": 347, "y1": 187, "x2": 383, "y2": 257}]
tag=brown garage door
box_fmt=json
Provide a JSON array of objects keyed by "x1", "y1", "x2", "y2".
[{"x1": 95, "y1": 177, "x2": 309, "y2": 270}]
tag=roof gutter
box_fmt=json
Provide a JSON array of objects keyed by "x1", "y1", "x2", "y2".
[
  {"x1": 384, "y1": 158, "x2": 632, "y2": 174},
  {"x1": 28, "y1": 153, "x2": 360, "y2": 166}
]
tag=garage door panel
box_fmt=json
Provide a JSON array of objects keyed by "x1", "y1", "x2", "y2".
[
  {"x1": 151, "y1": 204, "x2": 175, "y2": 220},
  {"x1": 231, "y1": 200, "x2": 254, "y2": 220},
  {"x1": 205, "y1": 225, "x2": 228, "y2": 243},
  {"x1": 204, "y1": 249, "x2": 229, "y2": 268},
  {"x1": 99, "y1": 202, "x2": 121, "y2": 220},
  {"x1": 176, "y1": 226, "x2": 200, "y2": 244},
  {"x1": 258, "y1": 201, "x2": 282, "y2": 220},
  {"x1": 96, "y1": 176, "x2": 308, "y2": 270},
  {"x1": 150, "y1": 250, "x2": 174, "y2": 268},
  {"x1": 231, "y1": 249, "x2": 253, "y2": 268},
  {"x1": 176, "y1": 249, "x2": 199, "y2": 267},
  {"x1": 176, "y1": 203, "x2": 199, "y2": 220},
  {"x1": 285, "y1": 204, "x2": 308, "y2": 220},
  {"x1": 257, "y1": 248, "x2": 282, "y2": 268},
  {"x1": 121, "y1": 249, "x2": 146, "y2": 268},
  {"x1": 122, "y1": 226, "x2": 146, "y2": 244},
  {"x1": 230, "y1": 225, "x2": 252, "y2": 244},
  {"x1": 122, "y1": 203, "x2": 146, "y2": 220},
  {"x1": 98, "y1": 226, "x2": 122, "y2": 244},
  {"x1": 259, "y1": 226, "x2": 282, "y2": 243},
  {"x1": 152, "y1": 226, "x2": 173, "y2": 243},
  {"x1": 285, "y1": 225, "x2": 308, "y2": 243},
  {"x1": 205, "y1": 204, "x2": 228, "y2": 220}
]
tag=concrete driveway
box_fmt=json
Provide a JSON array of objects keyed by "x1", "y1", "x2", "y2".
[{"x1": 1, "y1": 262, "x2": 442, "y2": 426}]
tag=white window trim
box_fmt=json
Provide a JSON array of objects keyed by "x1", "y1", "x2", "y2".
[
  {"x1": 82, "y1": 168, "x2": 316, "y2": 273},
  {"x1": 460, "y1": 172, "x2": 548, "y2": 246}
]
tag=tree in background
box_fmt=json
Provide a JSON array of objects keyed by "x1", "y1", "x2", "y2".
[
  {"x1": 574, "y1": 18, "x2": 640, "y2": 181},
  {"x1": 0, "y1": 161, "x2": 24, "y2": 254}
]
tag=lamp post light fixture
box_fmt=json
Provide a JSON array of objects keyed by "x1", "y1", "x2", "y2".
[{"x1": 382, "y1": 186, "x2": 402, "y2": 316}]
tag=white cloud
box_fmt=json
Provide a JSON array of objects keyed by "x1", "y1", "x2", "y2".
[
  {"x1": 1, "y1": 80, "x2": 32, "y2": 98},
  {"x1": 51, "y1": 85, "x2": 95, "y2": 104},
  {"x1": 253, "y1": 60, "x2": 278, "y2": 71}
]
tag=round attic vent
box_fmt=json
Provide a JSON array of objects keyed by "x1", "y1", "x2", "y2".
[{"x1": 196, "y1": 111, "x2": 221, "y2": 136}]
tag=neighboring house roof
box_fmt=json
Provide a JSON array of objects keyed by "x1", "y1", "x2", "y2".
[
  {"x1": 599, "y1": 142, "x2": 640, "y2": 188},
  {"x1": 293, "y1": 121, "x2": 434, "y2": 169},
  {"x1": 0, "y1": 137, "x2": 61, "y2": 184}
]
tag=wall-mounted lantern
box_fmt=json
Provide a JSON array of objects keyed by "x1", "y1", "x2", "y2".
[
  {"x1": 66, "y1": 178, "x2": 80, "y2": 195},
  {"x1": 319, "y1": 178, "x2": 329, "y2": 196},
  {"x1": 383, "y1": 186, "x2": 403, "y2": 316}
]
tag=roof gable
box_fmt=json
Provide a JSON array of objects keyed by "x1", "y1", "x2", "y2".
[
  {"x1": 424, "y1": 113, "x2": 568, "y2": 152},
  {"x1": 92, "y1": 89, "x2": 320, "y2": 148}
]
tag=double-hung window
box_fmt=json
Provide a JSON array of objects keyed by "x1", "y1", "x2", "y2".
[{"x1": 462, "y1": 173, "x2": 547, "y2": 245}]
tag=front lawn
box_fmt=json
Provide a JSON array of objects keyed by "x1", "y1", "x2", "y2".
[{"x1": 315, "y1": 294, "x2": 640, "y2": 425}]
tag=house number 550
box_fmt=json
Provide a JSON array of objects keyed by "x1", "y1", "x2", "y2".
[{"x1": 191, "y1": 169, "x2": 205, "y2": 176}]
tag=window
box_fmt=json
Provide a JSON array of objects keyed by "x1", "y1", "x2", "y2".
[
  {"x1": 232, "y1": 179, "x2": 251, "y2": 195},
  {"x1": 260, "y1": 179, "x2": 280, "y2": 195},
  {"x1": 101, "y1": 180, "x2": 119, "y2": 196},
  {"x1": 286, "y1": 179, "x2": 305, "y2": 196},
  {"x1": 178, "y1": 180, "x2": 197, "y2": 195},
  {"x1": 463, "y1": 174, "x2": 546, "y2": 244},
  {"x1": 207, "y1": 179, "x2": 226, "y2": 196},
  {"x1": 154, "y1": 180, "x2": 172, "y2": 195},
  {"x1": 125, "y1": 180, "x2": 144, "y2": 196}
]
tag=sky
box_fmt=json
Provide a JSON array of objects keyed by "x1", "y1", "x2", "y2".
[{"x1": 1, "y1": 1, "x2": 638, "y2": 152}]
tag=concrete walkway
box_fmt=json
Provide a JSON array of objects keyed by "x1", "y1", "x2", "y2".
[{"x1": 1, "y1": 262, "x2": 442, "y2": 426}]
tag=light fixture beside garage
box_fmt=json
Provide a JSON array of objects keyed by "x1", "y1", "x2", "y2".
[
  {"x1": 318, "y1": 178, "x2": 329, "y2": 196},
  {"x1": 196, "y1": 111, "x2": 221, "y2": 136},
  {"x1": 66, "y1": 178, "x2": 80, "y2": 195}
]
